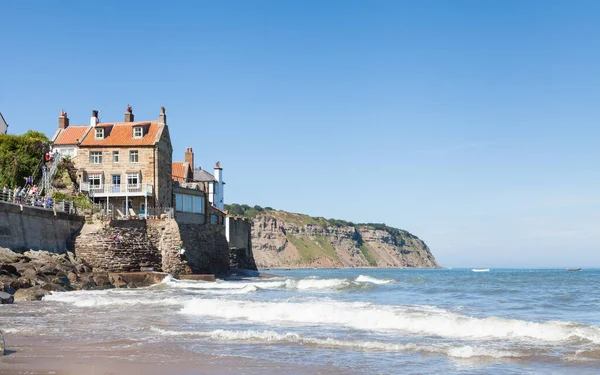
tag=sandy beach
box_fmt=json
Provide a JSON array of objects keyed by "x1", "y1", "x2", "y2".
[{"x1": 0, "y1": 333, "x2": 348, "y2": 375}]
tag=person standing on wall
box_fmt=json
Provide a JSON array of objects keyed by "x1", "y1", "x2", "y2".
[{"x1": 178, "y1": 241, "x2": 186, "y2": 261}]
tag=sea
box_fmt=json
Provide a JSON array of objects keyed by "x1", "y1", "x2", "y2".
[{"x1": 2, "y1": 268, "x2": 600, "y2": 374}]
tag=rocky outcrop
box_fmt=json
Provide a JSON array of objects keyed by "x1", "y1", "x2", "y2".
[
  {"x1": 0, "y1": 247, "x2": 171, "y2": 303},
  {"x1": 250, "y1": 211, "x2": 439, "y2": 269}
]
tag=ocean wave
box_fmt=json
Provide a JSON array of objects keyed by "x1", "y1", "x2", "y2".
[
  {"x1": 179, "y1": 299, "x2": 600, "y2": 344},
  {"x1": 43, "y1": 291, "x2": 183, "y2": 307},
  {"x1": 165, "y1": 277, "x2": 368, "y2": 292},
  {"x1": 149, "y1": 327, "x2": 520, "y2": 359},
  {"x1": 355, "y1": 275, "x2": 395, "y2": 285}
]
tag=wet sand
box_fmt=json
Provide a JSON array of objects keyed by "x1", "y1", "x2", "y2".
[{"x1": 0, "y1": 333, "x2": 348, "y2": 375}]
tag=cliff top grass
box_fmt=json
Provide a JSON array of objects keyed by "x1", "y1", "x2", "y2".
[{"x1": 225, "y1": 203, "x2": 418, "y2": 240}]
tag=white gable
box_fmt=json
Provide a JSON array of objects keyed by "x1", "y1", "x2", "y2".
[{"x1": 0, "y1": 112, "x2": 8, "y2": 134}]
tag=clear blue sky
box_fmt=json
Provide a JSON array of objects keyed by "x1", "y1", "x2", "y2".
[{"x1": 1, "y1": 1, "x2": 599, "y2": 267}]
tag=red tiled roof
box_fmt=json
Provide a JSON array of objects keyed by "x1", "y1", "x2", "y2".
[
  {"x1": 79, "y1": 121, "x2": 160, "y2": 147},
  {"x1": 53, "y1": 126, "x2": 90, "y2": 146},
  {"x1": 172, "y1": 162, "x2": 187, "y2": 181}
]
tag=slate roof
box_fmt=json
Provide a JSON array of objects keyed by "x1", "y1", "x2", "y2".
[
  {"x1": 53, "y1": 126, "x2": 91, "y2": 146},
  {"x1": 193, "y1": 168, "x2": 216, "y2": 182}
]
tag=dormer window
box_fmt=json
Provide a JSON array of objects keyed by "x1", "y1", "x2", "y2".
[
  {"x1": 95, "y1": 128, "x2": 104, "y2": 139},
  {"x1": 133, "y1": 126, "x2": 143, "y2": 138}
]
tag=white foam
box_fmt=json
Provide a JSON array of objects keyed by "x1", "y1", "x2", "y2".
[
  {"x1": 150, "y1": 328, "x2": 520, "y2": 359},
  {"x1": 355, "y1": 275, "x2": 394, "y2": 285},
  {"x1": 165, "y1": 277, "x2": 354, "y2": 292},
  {"x1": 179, "y1": 299, "x2": 600, "y2": 344},
  {"x1": 284, "y1": 278, "x2": 350, "y2": 290},
  {"x1": 43, "y1": 290, "x2": 183, "y2": 307}
]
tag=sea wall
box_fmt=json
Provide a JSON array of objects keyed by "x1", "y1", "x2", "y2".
[
  {"x1": 0, "y1": 201, "x2": 84, "y2": 253},
  {"x1": 74, "y1": 218, "x2": 230, "y2": 275},
  {"x1": 226, "y1": 217, "x2": 257, "y2": 270}
]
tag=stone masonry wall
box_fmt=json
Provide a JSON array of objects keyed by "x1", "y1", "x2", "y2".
[
  {"x1": 155, "y1": 125, "x2": 173, "y2": 208},
  {"x1": 226, "y1": 217, "x2": 257, "y2": 270},
  {"x1": 0, "y1": 201, "x2": 84, "y2": 253},
  {"x1": 178, "y1": 223, "x2": 230, "y2": 275},
  {"x1": 74, "y1": 218, "x2": 230, "y2": 275},
  {"x1": 75, "y1": 220, "x2": 163, "y2": 272}
]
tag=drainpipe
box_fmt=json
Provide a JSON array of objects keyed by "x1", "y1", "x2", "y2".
[{"x1": 153, "y1": 144, "x2": 157, "y2": 208}]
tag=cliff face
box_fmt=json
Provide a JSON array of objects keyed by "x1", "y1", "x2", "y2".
[{"x1": 249, "y1": 211, "x2": 439, "y2": 269}]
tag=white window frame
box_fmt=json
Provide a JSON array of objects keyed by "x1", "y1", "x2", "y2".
[
  {"x1": 88, "y1": 174, "x2": 102, "y2": 188},
  {"x1": 95, "y1": 128, "x2": 104, "y2": 139},
  {"x1": 129, "y1": 150, "x2": 139, "y2": 163},
  {"x1": 113, "y1": 151, "x2": 119, "y2": 163},
  {"x1": 133, "y1": 127, "x2": 143, "y2": 138},
  {"x1": 89, "y1": 151, "x2": 102, "y2": 164},
  {"x1": 126, "y1": 173, "x2": 139, "y2": 188}
]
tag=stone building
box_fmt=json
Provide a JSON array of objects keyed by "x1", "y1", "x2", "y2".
[{"x1": 52, "y1": 106, "x2": 173, "y2": 215}]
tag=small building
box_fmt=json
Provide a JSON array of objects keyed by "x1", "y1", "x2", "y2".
[
  {"x1": 173, "y1": 147, "x2": 226, "y2": 211},
  {"x1": 193, "y1": 164, "x2": 225, "y2": 211},
  {"x1": 0, "y1": 112, "x2": 9, "y2": 134},
  {"x1": 52, "y1": 106, "x2": 173, "y2": 216}
]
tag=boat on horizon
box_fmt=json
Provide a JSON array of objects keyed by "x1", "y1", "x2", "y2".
[
  {"x1": 566, "y1": 268, "x2": 582, "y2": 271},
  {"x1": 471, "y1": 268, "x2": 490, "y2": 273}
]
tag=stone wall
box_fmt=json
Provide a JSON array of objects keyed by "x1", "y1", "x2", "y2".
[
  {"x1": 226, "y1": 217, "x2": 257, "y2": 270},
  {"x1": 74, "y1": 218, "x2": 230, "y2": 276},
  {"x1": 155, "y1": 125, "x2": 173, "y2": 208},
  {"x1": 178, "y1": 222, "x2": 230, "y2": 275},
  {"x1": 0, "y1": 201, "x2": 84, "y2": 253},
  {"x1": 75, "y1": 220, "x2": 162, "y2": 272}
]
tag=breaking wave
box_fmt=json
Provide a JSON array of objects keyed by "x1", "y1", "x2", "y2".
[
  {"x1": 180, "y1": 299, "x2": 600, "y2": 344},
  {"x1": 163, "y1": 275, "x2": 393, "y2": 293},
  {"x1": 43, "y1": 290, "x2": 183, "y2": 307},
  {"x1": 150, "y1": 328, "x2": 520, "y2": 359},
  {"x1": 355, "y1": 275, "x2": 395, "y2": 284}
]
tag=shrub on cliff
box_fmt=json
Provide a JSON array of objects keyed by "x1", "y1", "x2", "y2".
[{"x1": 0, "y1": 131, "x2": 49, "y2": 187}]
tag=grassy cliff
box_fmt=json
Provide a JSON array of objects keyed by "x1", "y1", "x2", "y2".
[{"x1": 225, "y1": 203, "x2": 439, "y2": 269}]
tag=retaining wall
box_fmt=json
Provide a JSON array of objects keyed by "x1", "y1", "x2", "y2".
[{"x1": 0, "y1": 201, "x2": 84, "y2": 253}]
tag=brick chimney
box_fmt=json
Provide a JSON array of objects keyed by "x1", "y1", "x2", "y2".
[
  {"x1": 159, "y1": 106, "x2": 167, "y2": 125},
  {"x1": 58, "y1": 110, "x2": 69, "y2": 129},
  {"x1": 185, "y1": 147, "x2": 194, "y2": 170},
  {"x1": 124, "y1": 104, "x2": 134, "y2": 122},
  {"x1": 91, "y1": 110, "x2": 99, "y2": 127}
]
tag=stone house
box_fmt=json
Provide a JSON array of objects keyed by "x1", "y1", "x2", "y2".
[{"x1": 52, "y1": 106, "x2": 173, "y2": 215}]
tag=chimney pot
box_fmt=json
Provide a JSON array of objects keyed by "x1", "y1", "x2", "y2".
[
  {"x1": 125, "y1": 105, "x2": 134, "y2": 122},
  {"x1": 159, "y1": 106, "x2": 167, "y2": 125},
  {"x1": 184, "y1": 147, "x2": 194, "y2": 171},
  {"x1": 91, "y1": 110, "x2": 99, "y2": 127},
  {"x1": 58, "y1": 110, "x2": 69, "y2": 129}
]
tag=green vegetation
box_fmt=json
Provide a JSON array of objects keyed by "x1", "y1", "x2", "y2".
[
  {"x1": 73, "y1": 194, "x2": 93, "y2": 210},
  {"x1": 285, "y1": 234, "x2": 339, "y2": 262},
  {"x1": 225, "y1": 203, "x2": 274, "y2": 218},
  {"x1": 225, "y1": 203, "x2": 417, "y2": 241},
  {"x1": 359, "y1": 243, "x2": 378, "y2": 266},
  {"x1": 0, "y1": 131, "x2": 50, "y2": 187}
]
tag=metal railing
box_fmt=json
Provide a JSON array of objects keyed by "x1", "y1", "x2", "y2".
[
  {"x1": 81, "y1": 183, "x2": 154, "y2": 196},
  {"x1": 38, "y1": 153, "x2": 64, "y2": 194},
  {"x1": 0, "y1": 189, "x2": 76, "y2": 214},
  {"x1": 83, "y1": 204, "x2": 174, "y2": 220}
]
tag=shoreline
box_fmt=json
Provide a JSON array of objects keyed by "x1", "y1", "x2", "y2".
[{"x1": 0, "y1": 332, "x2": 353, "y2": 375}]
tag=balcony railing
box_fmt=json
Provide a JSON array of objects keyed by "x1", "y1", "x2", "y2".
[{"x1": 80, "y1": 183, "x2": 153, "y2": 197}]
